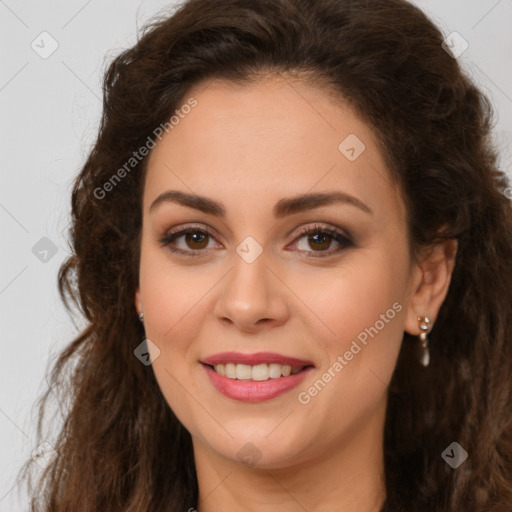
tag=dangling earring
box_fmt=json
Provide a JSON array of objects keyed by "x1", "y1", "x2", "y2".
[
  {"x1": 417, "y1": 315, "x2": 432, "y2": 367},
  {"x1": 138, "y1": 312, "x2": 144, "y2": 323}
]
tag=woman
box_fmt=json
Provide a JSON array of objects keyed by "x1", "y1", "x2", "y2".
[{"x1": 21, "y1": 0, "x2": 512, "y2": 510}]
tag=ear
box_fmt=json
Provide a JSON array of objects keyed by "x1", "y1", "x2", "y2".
[
  {"x1": 135, "y1": 287, "x2": 142, "y2": 316},
  {"x1": 403, "y1": 238, "x2": 458, "y2": 336}
]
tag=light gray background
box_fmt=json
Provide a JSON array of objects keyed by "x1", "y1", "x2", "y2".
[{"x1": 1, "y1": 1, "x2": 511, "y2": 510}]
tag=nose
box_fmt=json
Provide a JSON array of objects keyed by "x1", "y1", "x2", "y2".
[{"x1": 214, "y1": 253, "x2": 290, "y2": 333}]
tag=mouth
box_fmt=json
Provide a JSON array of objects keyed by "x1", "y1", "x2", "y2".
[
  {"x1": 201, "y1": 362, "x2": 314, "y2": 403},
  {"x1": 203, "y1": 362, "x2": 312, "y2": 381}
]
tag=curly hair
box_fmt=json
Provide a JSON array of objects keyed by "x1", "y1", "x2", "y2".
[{"x1": 19, "y1": 0, "x2": 512, "y2": 510}]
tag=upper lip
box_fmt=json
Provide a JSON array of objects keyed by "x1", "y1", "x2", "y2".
[{"x1": 201, "y1": 351, "x2": 314, "y2": 367}]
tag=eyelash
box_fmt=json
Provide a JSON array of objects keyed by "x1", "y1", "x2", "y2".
[{"x1": 158, "y1": 223, "x2": 354, "y2": 259}]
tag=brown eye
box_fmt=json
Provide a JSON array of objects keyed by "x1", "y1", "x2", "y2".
[
  {"x1": 306, "y1": 232, "x2": 332, "y2": 251},
  {"x1": 184, "y1": 231, "x2": 209, "y2": 249},
  {"x1": 159, "y1": 226, "x2": 218, "y2": 256},
  {"x1": 160, "y1": 223, "x2": 353, "y2": 258},
  {"x1": 292, "y1": 225, "x2": 354, "y2": 258}
]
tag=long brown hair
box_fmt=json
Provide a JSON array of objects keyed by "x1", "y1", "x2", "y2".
[{"x1": 19, "y1": 0, "x2": 512, "y2": 510}]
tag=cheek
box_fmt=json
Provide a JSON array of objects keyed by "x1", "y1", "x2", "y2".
[
  {"x1": 139, "y1": 247, "x2": 211, "y2": 349},
  {"x1": 291, "y1": 257, "x2": 406, "y2": 438},
  {"x1": 300, "y1": 249, "x2": 408, "y2": 378},
  {"x1": 138, "y1": 250, "x2": 211, "y2": 435}
]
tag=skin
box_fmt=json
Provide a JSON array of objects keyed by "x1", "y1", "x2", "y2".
[{"x1": 135, "y1": 74, "x2": 457, "y2": 512}]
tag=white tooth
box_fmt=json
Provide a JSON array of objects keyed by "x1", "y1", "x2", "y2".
[
  {"x1": 269, "y1": 363, "x2": 282, "y2": 379},
  {"x1": 236, "y1": 364, "x2": 252, "y2": 380},
  {"x1": 281, "y1": 365, "x2": 291, "y2": 377},
  {"x1": 252, "y1": 364, "x2": 270, "y2": 381},
  {"x1": 225, "y1": 363, "x2": 237, "y2": 378},
  {"x1": 218, "y1": 363, "x2": 298, "y2": 380}
]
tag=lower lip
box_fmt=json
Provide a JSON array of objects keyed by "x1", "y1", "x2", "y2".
[{"x1": 202, "y1": 364, "x2": 313, "y2": 402}]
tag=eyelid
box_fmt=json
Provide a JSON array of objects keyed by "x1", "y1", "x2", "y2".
[
  {"x1": 161, "y1": 222, "x2": 351, "y2": 241},
  {"x1": 291, "y1": 223, "x2": 353, "y2": 243},
  {"x1": 162, "y1": 222, "x2": 218, "y2": 238},
  {"x1": 159, "y1": 222, "x2": 354, "y2": 256},
  {"x1": 158, "y1": 223, "x2": 223, "y2": 255}
]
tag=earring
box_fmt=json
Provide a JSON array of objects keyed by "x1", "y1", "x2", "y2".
[
  {"x1": 138, "y1": 312, "x2": 144, "y2": 323},
  {"x1": 417, "y1": 315, "x2": 432, "y2": 367}
]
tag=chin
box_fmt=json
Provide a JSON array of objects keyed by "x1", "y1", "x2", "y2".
[{"x1": 200, "y1": 424, "x2": 314, "y2": 470}]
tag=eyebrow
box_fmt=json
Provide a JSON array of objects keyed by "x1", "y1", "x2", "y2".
[{"x1": 149, "y1": 190, "x2": 373, "y2": 217}]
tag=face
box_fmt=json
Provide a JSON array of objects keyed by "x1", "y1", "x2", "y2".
[{"x1": 135, "y1": 75, "x2": 430, "y2": 470}]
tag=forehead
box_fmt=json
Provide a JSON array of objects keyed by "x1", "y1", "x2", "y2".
[{"x1": 144, "y1": 75, "x2": 405, "y2": 222}]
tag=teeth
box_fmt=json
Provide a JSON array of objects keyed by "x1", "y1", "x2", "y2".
[
  {"x1": 236, "y1": 364, "x2": 252, "y2": 380},
  {"x1": 225, "y1": 363, "x2": 236, "y2": 379},
  {"x1": 268, "y1": 363, "x2": 282, "y2": 379},
  {"x1": 213, "y1": 363, "x2": 303, "y2": 381},
  {"x1": 252, "y1": 364, "x2": 269, "y2": 381}
]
